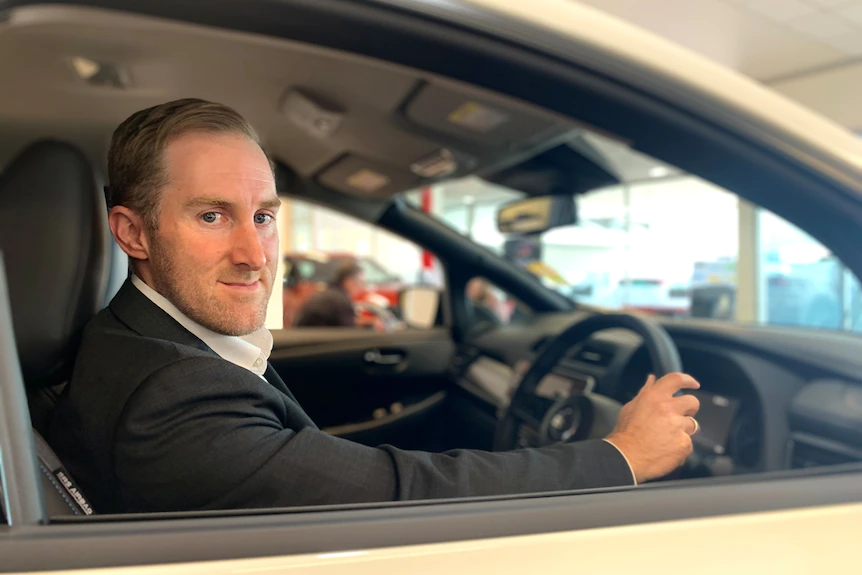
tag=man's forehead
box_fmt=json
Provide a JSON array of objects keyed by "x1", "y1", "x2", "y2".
[
  {"x1": 164, "y1": 134, "x2": 276, "y2": 191},
  {"x1": 209, "y1": 166, "x2": 275, "y2": 186},
  {"x1": 168, "y1": 169, "x2": 277, "y2": 206}
]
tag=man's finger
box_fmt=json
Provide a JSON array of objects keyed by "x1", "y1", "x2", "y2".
[
  {"x1": 655, "y1": 373, "x2": 700, "y2": 394},
  {"x1": 634, "y1": 374, "x2": 656, "y2": 398},
  {"x1": 672, "y1": 394, "x2": 700, "y2": 417}
]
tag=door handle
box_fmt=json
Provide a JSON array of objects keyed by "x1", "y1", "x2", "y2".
[{"x1": 364, "y1": 349, "x2": 404, "y2": 365}]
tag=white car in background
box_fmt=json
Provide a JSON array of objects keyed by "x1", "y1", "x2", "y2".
[
  {"x1": 614, "y1": 277, "x2": 691, "y2": 317},
  {"x1": 571, "y1": 275, "x2": 691, "y2": 317}
]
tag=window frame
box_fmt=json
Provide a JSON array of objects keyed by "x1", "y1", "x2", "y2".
[{"x1": 0, "y1": 254, "x2": 44, "y2": 527}]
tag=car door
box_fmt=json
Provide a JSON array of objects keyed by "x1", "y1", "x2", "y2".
[
  {"x1": 270, "y1": 200, "x2": 454, "y2": 450},
  {"x1": 269, "y1": 327, "x2": 454, "y2": 448}
]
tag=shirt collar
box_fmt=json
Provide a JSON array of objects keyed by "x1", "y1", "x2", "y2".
[{"x1": 131, "y1": 275, "x2": 273, "y2": 377}]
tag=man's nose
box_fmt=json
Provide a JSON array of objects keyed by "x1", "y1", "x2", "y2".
[{"x1": 230, "y1": 222, "x2": 267, "y2": 270}]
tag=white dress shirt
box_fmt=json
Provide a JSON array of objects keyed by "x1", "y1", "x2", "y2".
[{"x1": 131, "y1": 275, "x2": 273, "y2": 381}]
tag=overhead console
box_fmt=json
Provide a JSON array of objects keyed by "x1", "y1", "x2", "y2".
[
  {"x1": 314, "y1": 80, "x2": 573, "y2": 199},
  {"x1": 317, "y1": 154, "x2": 422, "y2": 199},
  {"x1": 403, "y1": 83, "x2": 563, "y2": 149}
]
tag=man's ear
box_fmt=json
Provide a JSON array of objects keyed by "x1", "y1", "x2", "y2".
[{"x1": 108, "y1": 206, "x2": 151, "y2": 262}]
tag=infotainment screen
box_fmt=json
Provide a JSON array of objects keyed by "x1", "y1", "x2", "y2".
[
  {"x1": 535, "y1": 372, "x2": 593, "y2": 398},
  {"x1": 688, "y1": 390, "x2": 740, "y2": 455},
  {"x1": 513, "y1": 360, "x2": 594, "y2": 399}
]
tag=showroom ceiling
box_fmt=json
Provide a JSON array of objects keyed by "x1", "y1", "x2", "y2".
[{"x1": 573, "y1": 0, "x2": 862, "y2": 131}]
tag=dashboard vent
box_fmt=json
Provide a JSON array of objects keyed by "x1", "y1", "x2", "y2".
[
  {"x1": 571, "y1": 342, "x2": 616, "y2": 368},
  {"x1": 789, "y1": 433, "x2": 862, "y2": 469}
]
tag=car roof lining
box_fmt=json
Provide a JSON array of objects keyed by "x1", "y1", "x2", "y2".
[{"x1": 0, "y1": 4, "x2": 587, "y2": 199}]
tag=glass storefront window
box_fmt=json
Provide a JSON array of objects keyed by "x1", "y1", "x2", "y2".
[
  {"x1": 759, "y1": 211, "x2": 861, "y2": 332},
  {"x1": 406, "y1": 151, "x2": 860, "y2": 335}
]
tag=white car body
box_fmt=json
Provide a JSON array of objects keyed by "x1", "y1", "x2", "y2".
[{"x1": 10, "y1": 503, "x2": 861, "y2": 575}]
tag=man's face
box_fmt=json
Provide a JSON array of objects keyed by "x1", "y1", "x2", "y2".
[{"x1": 145, "y1": 132, "x2": 280, "y2": 336}]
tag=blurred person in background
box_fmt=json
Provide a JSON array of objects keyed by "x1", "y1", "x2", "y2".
[
  {"x1": 468, "y1": 277, "x2": 513, "y2": 325},
  {"x1": 281, "y1": 261, "x2": 304, "y2": 328},
  {"x1": 295, "y1": 260, "x2": 380, "y2": 329}
]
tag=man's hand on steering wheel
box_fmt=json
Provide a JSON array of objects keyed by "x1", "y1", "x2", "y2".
[{"x1": 605, "y1": 373, "x2": 701, "y2": 484}]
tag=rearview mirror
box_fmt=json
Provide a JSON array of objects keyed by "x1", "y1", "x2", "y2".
[
  {"x1": 399, "y1": 286, "x2": 441, "y2": 329},
  {"x1": 496, "y1": 195, "x2": 577, "y2": 235}
]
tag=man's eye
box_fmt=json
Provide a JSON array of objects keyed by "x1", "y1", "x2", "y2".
[
  {"x1": 201, "y1": 212, "x2": 221, "y2": 223},
  {"x1": 254, "y1": 214, "x2": 273, "y2": 225}
]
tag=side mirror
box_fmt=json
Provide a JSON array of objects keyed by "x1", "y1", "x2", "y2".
[{"x1": 399, "y1": 286, "x2": 441, "y2": 329}]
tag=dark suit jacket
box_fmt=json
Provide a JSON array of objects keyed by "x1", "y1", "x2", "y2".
[
  {"x1": 294, "y1": 286, "x2": 355, "y2": 328},
  {"x1": 49, "y1": 280, "x2": 633, "y2": 514}
]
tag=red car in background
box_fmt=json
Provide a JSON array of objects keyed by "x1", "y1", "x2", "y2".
[{"x1": 282, "y1": 252, "x2": 405, "y2": 328}]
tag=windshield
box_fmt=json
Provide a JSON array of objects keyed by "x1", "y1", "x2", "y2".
[
  {"x1": 408, "y1": 173, "x2": 737, "y2": 311},
  {"x1": 404, "y1": 133, "x2": 862, "y2": 330}
]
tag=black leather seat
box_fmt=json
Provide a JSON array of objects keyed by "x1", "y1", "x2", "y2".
[{"x1": 0, "y1": 140, "x2": 115, "y2": 516}]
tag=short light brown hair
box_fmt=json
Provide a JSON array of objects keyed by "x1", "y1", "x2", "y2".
[{"x1": 106, "y1": 98, "x2": 265, "y2": 230}]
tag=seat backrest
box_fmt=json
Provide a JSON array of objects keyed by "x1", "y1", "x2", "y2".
[
  {"x1": 0, "y1": 140, "x2": 110, "y2": 516},
  {"x1": 0, "y1": 140, "x2": 110, "y2": 420}
]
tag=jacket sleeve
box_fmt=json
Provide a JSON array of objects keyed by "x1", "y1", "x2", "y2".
[{"x1": 113, "y1": 356, "x2": 634, "y2": 512}]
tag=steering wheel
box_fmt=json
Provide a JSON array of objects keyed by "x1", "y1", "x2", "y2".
[{"x1": 493, "y1": 313, "x2": 682, "y2": 451}]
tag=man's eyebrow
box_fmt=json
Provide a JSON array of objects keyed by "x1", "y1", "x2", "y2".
[
  {"x1": 184, "y1": 197, "x2": 235, "y2": 209},
  {"x1": 259, "y1": 197, "x2": 282, "y2": 210},
  {"x1": 183, "y1": 197, "x2": 282, "y2": 210}
]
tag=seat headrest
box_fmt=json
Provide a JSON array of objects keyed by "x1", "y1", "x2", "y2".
[{"x1": 0, "y1": 140, "x2": 107, "y2": 389}]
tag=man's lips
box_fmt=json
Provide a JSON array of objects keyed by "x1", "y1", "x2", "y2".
[{"x1": 220, "y1": 280, "x2": 261, "y2": 291}]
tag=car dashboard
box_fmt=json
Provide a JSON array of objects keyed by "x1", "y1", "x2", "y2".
[{"x1": 453, "y1": 311, "x2": 862, "y2": 478}]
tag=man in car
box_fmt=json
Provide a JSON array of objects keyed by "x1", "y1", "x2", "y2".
[
  {"x1": 294, "y1": 261, "x2": 365, "y2": 328},
  {"x1": 49, "y1": 99, "x2": 701, "y2": 514}
]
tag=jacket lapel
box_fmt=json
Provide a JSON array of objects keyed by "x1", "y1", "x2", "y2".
[
  {"x1": 109, "y1": 280, "x2": 214, "y2": 355},
  {"x1": 110, "y1": 280, "x2": 311, "y2": 421},
  {"x1": 263, "y1": 362, "x2": 316, "y2": 428},
  {"x1": 263, "y1": 363, "x2": 296, "y2": 401}
]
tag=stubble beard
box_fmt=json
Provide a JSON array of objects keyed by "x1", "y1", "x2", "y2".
[{"x1": 147, "y1": 233, "x2": 272, "y2": 336}]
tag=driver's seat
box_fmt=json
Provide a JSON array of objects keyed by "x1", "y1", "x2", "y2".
[{"x1": 0, "y1": 140, "x2": 116, "y2": 516}]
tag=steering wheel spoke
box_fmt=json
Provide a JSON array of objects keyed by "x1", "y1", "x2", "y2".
[{"x1": 508, "y1": 404, "x2": 544, "y2": 429}]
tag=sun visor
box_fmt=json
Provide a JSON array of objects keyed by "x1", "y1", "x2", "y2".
[
  {"x1": 316, "y1": 155, "x2": 421, "y2": 198},
  {"x1": 404, "y1": 83, "x2": 559, "y2": 148},
  {"x1": 484, "y1": 143, "x2": 620, "y2": 196}
]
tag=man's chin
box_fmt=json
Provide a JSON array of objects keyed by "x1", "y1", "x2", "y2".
[
  {"x1": 194, "y1": 302, "x2": 268, "y2": 336},
  {"x1": 208, "y1": 317, "x2": 266, "y2": 337}
]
